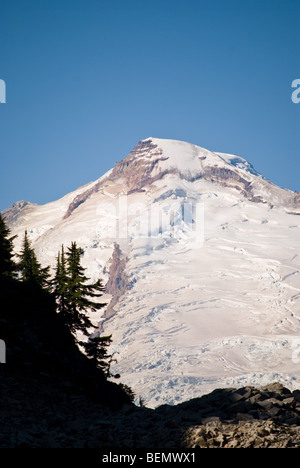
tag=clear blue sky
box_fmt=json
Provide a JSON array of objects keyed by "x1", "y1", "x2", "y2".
[{"x1": 0, "y1": 0, "x2": 299, "y2": 211}]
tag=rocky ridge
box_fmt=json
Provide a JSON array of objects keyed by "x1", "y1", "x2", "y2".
[{"x1": 1, "y1": 378, "x2": 300, "y2": 448}]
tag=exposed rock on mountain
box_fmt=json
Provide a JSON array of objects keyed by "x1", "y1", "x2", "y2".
[{"x1": 104, "y1": 243, "x2": 129, "y2": 320}]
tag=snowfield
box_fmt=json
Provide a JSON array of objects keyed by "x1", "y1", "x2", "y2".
[{"x1": 3, "y1": 137, "x2": 300, "y2": 407}]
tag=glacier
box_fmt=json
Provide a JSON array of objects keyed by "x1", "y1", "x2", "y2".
[{"x1": 3, "y1": 137, "x2": 300, "y2": 407}]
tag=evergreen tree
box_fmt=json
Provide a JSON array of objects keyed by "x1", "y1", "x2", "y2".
[
  {"x1": 80, "y1": 334, "x2": 120, "y2": 379},
  {"x1": 0, "y1": 213, "x2": 17, "y2": 280},
  {"x1": 18, "y1": 230, "x2": 50, "y2": 290},
  {"x1": 118, "y1": 383, "x2": 136, "y2": 404},
  {"x1": 57, "y1": 241, "x2": 107, "y2": 337},
  {"x1": 52, "y1": 245, "x2": 69, "y2": 318}
]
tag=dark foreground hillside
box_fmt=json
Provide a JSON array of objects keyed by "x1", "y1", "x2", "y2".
[
  {"x1": 2, "y1": 374, "x2": 300, "y2": 448},
  {"x1": 0, "y1": 277, "x2": 132, "y2": 411},
  {"x1": 1, "y1": 278, "x2": 300, "y2": 448}
]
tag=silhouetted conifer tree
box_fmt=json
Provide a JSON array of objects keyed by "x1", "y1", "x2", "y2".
[
  {"x1": 0, "y1": 213, "x2": 17, "y2": 280},
  {"x1": 55, "y1": 241, "x2": 107, "y2": 338},
  {"x1": 52, "y1": 245, "x2": 69, "y2": 318},
  {"x1": 80, "y1": 334, "x2": 120, "y2": 379},
  {"x1": 17, "y1": 230, "x2": 50, "y2": 290}
]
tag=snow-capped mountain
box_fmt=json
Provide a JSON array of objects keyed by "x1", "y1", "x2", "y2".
[{"x1": 3, "y1": 137, "x2": 300, "y2": 407}]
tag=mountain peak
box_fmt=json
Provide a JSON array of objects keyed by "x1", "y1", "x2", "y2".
[
  {"x1": 56, "y1": 137, "x2": 300, "y2": 217},
  {"x1": 105, "y1": 137, "x2": 264, "y2": 199},
  {"x1": 141, "y1": 137, "x2": 264, "y2": 179},
  {"x1": 121, "y1": 137, "x2": 264, "y2": 181}
]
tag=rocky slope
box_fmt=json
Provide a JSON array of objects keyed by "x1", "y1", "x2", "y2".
[{"x1": 1, "y1": 376, "x2": 300, "y2": 448}]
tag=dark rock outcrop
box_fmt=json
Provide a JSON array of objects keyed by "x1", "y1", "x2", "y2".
[
  {"x1": 104, "y1": 243, "x2": 129, "y2": 320},
  {"x1": 2, "y1": 359, "x2": 300, "y2": 448}
]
